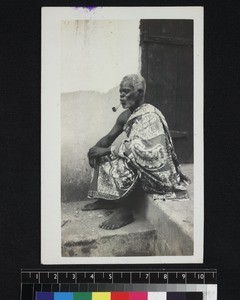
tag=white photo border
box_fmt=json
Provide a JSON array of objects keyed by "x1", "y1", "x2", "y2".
[{"x1": 41, "y1": 6, "x2": 204, "y2": 264}]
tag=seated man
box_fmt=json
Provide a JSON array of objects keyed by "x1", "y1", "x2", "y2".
[{"x1": 82, "y1": 74, "x2": 190, "y2": 230}]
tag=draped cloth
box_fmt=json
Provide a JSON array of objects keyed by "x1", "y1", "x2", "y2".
[{"x1": 88, "y1": 104, "x2": 189, "y2": 201}]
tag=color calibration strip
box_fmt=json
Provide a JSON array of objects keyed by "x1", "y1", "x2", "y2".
[
  {"x1": 36, "y1": 292, "x2": 203, "y2": 300},
  {"x1": 21, "y1": 271, "x2": 217, "y2": 300}
]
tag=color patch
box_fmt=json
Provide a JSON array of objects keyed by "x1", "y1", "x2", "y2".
[
  {"x1": 167, "y1": 292, "x2": 187, "y2": 300},
  {"x1": 36, "y1": 292, "x2": 54, "y2": 300},
  {"x1": 129, "y1": 292, "x2": 148, "y2": 300},
  {"x1": 74, "y1": 292, "x2": 92, "y2": 300},
  {"x1": 92, "y1": 292, "x2": 111, "y2": 300},
  {"x1": 148, "y1": 292, "x2": 167, "y2": 300},
  {"x1": 54, "y1": 292, "x2": 74, "y2": 300},
  {"x1": 167, "y1": 293, "x2": 203, "y2": 300},
  {"x1": 111, "y1": 292, "x2": 130, "y2": 300}
]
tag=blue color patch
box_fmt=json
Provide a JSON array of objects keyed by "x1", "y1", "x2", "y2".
[{"x1": 54, "y1": 292, "x2": 74, "y2": 300}]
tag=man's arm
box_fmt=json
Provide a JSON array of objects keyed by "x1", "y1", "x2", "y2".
[{"x1": 88, "y1": 110, "x2": 130, "y2": 163}]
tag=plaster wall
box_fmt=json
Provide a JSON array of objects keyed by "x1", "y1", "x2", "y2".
[{"x1": 61, "y1": 20, "x2": 140, "y2": 201}]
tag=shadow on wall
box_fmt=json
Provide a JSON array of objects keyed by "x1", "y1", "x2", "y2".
[{"x1": 61, "y1": 87, "x2": 125, "y2": 202}]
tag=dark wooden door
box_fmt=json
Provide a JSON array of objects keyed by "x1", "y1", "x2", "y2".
[{"x1": 140, "y1": 20, "x2": 193, "y2": 163}]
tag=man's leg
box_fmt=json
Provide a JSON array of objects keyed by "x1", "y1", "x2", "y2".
[
  {"x1": 99, "y1": 205, "x2": 134, "y2": 230},
  {"x1": 81, "y1": 199, "x2": 119, "y2": 211},
  {"x1": 99, "y1": 182, "x2": 143, "y2": 230}
]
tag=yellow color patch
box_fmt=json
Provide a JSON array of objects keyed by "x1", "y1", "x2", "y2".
[{"x1": 92, "y1": 292, "x2": 111, "y2": 300}]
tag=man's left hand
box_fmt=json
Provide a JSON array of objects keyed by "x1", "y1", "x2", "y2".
[{"x1": 88, "y1": 146, "x2": 109, "y2": 158}]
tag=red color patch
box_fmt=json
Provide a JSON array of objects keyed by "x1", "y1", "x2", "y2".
[{"x1": 111, "y1": 292, "x2": 130, "y2": 300}]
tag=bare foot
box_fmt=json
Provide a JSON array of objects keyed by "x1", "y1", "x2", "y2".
[
  {"x1": 81, "y1": 199, "x2": 118, "y2": 211},
  {"x1": 99, "y1": 208, "x2": 134, "y2": 230}
]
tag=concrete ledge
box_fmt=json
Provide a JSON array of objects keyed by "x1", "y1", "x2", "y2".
[
  {"x1": 140, "y1": 194, "x2": 193, "y2": 255},
  {"x1": 139, "y1": 164, "x2": 194, "y2": 255},
  {"x1": 62, "y1": 201, "x2": 157, "y2": 257}
]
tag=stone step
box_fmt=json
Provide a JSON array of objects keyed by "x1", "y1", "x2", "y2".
[
  {"x1": 140, "y1": 194, "x2": 193, "y2": 256},
  {"x1": 62, "y1": 164, "x2": 194, "y2": 257},
  {"x1": 139, "y1": 164, "x2": 194, "y2": 256},
  {"x1": 62, "y1": 201, "x2": 156, "y2": 257}
]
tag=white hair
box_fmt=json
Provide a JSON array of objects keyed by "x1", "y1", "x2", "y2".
[{"x1": 121, "y1": 74, "x2": 146, "y2": 95}]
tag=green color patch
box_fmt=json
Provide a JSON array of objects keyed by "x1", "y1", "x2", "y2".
[{"x1": 74, "y1": 292, "x2": 92, "y2": 300}]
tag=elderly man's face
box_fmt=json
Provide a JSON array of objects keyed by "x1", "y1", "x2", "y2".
[{"x1": 119, "y1": 80, "x2": 141, "y2": 111}]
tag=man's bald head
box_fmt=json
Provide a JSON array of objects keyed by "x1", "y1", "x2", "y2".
[{"x1": 121, "y1": 74, "x2": 146, "y2": 96}]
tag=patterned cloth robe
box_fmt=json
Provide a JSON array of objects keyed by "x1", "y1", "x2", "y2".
[{"x1": 88, "y1": 104, "x2": 189, "y2": 201}]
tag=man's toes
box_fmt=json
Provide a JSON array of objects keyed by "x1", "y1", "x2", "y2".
[
  {"x1": 99, "y1": 221, "x2": 117, "y2": 230},
  {"x1": 81, "y1": 205, "x2": 91, "y2": 211},
  {"x1": 100, "y1": 221, "x2": 111, "y2": 229},
  {"x1": 99, "y1": 222, "x2": 106, "y2": 229}
]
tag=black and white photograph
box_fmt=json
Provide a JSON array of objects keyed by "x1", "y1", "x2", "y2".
[
  {"x1": 41, "y1": 7, "x2": 203, "y2": 264},
  {"x1": 3, "y1": 1, "x2": 240, "y2": 299}
]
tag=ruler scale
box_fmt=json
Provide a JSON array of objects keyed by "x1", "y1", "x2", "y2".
[{"x1": 20, "y1": 270, "x2": 217, "y2": 300}]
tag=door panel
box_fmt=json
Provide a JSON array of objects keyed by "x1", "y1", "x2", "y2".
[{"x1": 140, "y1": 20, "x2": 193, "y2": 163}]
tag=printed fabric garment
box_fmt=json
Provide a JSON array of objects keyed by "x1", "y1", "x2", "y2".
[{"x1": 88, "y1": 103, "x2": 189, "y2": 201}]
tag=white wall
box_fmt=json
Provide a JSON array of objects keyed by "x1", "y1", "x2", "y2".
[
  {"x1": 61, "y1": 20, "x2": 140, "y2": 93},
  {"x1": 61, "y1": 20, "x2": 140, "y2": 201}
]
